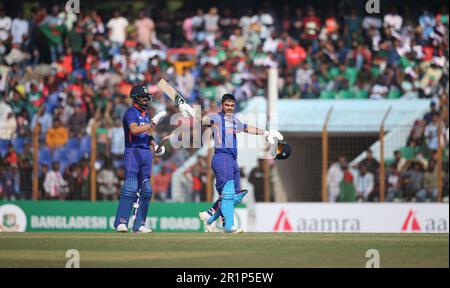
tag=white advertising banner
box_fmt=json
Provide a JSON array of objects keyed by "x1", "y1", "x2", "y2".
[{"x1": 255, "y1": 203, "x2": 449, "y2": 233}]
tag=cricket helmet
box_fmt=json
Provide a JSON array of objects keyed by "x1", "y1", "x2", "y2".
[
  {"x1": 274, "y1": 140, "x2": 291, "y2": 160},
  {"x1": 130, "y1": 85, "x2": 152, "y2": 109}
]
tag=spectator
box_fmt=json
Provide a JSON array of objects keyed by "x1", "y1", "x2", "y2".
[
  {"x1": 229, "y1": 28, "x2": 245, "y2": 52},
  {"x1": 383, "y1": 7, "x2": 403, "y2": 33},
  {"x1": 284, "y1": 39, "x2": 306, "y2": 69},
  {"x1": 176, "y1": 67, "x2": 195, "y2": 99},
  {"x1": 38, "y1": 164, "x2": 49, "y2": 199},
  {"x1": 343, "y1": 9, "x2": 361, "y2": 42},
  {"x1": 424, "y1": 113, "x2": 440, "y2": 152},
  {"x1": 415, "y1": 151, "x2": 429, "y2": 170},
  {"x1": 79, "y1": 158, "x2": 90, "y2": 200},
  {"x1": 355, "y1": 164, "x2": 375, "y2": 202},
  {"x1": 191, "y1": 9, "x2": 205, "y2": 42},
  {"x1": 68, "y1": 101, "x2": 87, "y2": 138},
  {"x1": 44, "y1": 161, "x2": 68, "y2": 200},
  {"x1": 359, "y1": 149, "x2": 379, "y2": 177},
  {"x1": 295, "y1": 62, "x2": 313, "y2": 92},
  {"x1": 111, "y1": 88, "x2": 128, "y2": 120},
  {"x1": 83, "y1": 9, "x2": 104, "y2": 35},
  {"x1": 16, "y1": 108, "x2": 31, "y2": 137},
  {"x1": 407, "y1": 120, "x2": 426, "y2": 147},
  {"x1": 11, "y1": 10, "x2": 29, "y2": 45},
  {"x1": 191, "y1": 164, "x2": 204, "y2": 202},
  {"x1": 303, "y1": 6, "x2": 321, "y2": 41},
  {"x1": 18, "y1": 142, "x2": 33, "y2": 199},
  {"x1": 4, "y1": 143, "x2": 17, "y2": 167},
  {"x1": 338, "y1": 163, "x2": 356, "y2": 202},
  {"x1": 96, "y1": 119, "x2": 111, "y2": 160},
  {"x1": 0, "y1": 103, "x2": 17, "y2": 141},
  {"x1": 39, "y1": 5, "x2": 65, "y2": 63},
  {"x1": 0, "y1": 165, "x2": 17, "y2": 200},
  {"x1": 45, "y1": 118, "x2": 68, "y2": 149},
  {"x1": 107, "y1": 10, "x2": 129, "y2": 49},
  {"x1": 203, "y1": 7, "x2": 219, "y2": 46},
  {"x1": 249, "y1": 158, "x2": 265, "y2": 202},
  {"x1": 423, "y1": 102, "x2": 439, "y2": 124},
  {"x1": 110, "y1": 118, "x2": 124, "y2": 160},
  {"x1": 281, "y1": 74, "x2": 300, "y2": 99},
  {"x1": 416, "y1": 161, "x2": 438, "y2": 202},
  {"x1": 66, "y1": 19, "x2": 85, "y2": 70},
  {"x1": 182, "y1": 11, "x2": 194, "y2": 42},
  {"x1": 393, "y1": 150, "x2": 407, "y2": 172},
  {"x1": 31, "y1": 106, "x2": 53, "y2": 138},
  {"x1": 134, "y1": 11, "x2": 155, "y2": 48},
  {"x1": 97, "y1": 160, "x2": 119, "y2": 200},
  {"x1": 386, "y1": 163, "x2": 403, "y2": 201},
  {"x1": 401, "y1": 161, "x2": 424, "y2": 201},
  {"x1": 0, "y1": 7, "x2": 11, "y2": 42},
  {"x1": 327, "y1": 156, "x2": 346, "y2": 202},
  {"x1": 153, "y1": 165, "x2": 172, "y2": 200}
]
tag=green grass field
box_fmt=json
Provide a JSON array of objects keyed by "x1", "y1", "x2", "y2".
[{"x1": 0, "y1": 233, "x2": 448, "y2": 268}]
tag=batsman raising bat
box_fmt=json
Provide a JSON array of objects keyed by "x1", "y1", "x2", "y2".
[
  {"x1": 113, "y1": 85, "x2": 167, "y2": 233},
  {"x1": 162, "y1": 85, "x2": 284, "y2": 233}
]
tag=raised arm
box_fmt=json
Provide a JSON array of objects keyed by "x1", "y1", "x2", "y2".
[
  {"x1": 244, "y1": 125, "x2": 266, "y2": 135},
  {"x1": 245, "y1": 125, "x2": 284, "y2": 145}
]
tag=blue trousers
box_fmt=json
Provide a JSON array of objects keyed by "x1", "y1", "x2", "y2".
[
  {"x1": 124, "y1": 147, "x2": 153, "y2": 181},
  {"x1": 211, "y1": 153, "x2": 240, "y2": 195},
  {"x1": 114, "y1": 147, "x2": 153, "y2": 230}
]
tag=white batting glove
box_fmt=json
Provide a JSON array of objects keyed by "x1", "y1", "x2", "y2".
[
  {"x1": 152, "y1": 111, "x2": 168, "y2": 126},
  {"x1": 179, "y1": 103, "x2": 197, "y2": 118},
  {"x1": 264, "y1": 129, "x2": 284, "y2": 145},
  {"x1": 154, "y1": 144, "x2": 165, "y2": 157}
]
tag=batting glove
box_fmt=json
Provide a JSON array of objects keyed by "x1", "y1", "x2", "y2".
[
  {"x1": 264, "y1": 129, "x2": 284, "y2": 145},
  {"x1": 154, "y1": 144, "x2": 165, "y2": 157},
  {"x1": 152, "y1": 111, "x2": 168, "y2": 126},
  {"x1": 179, "y1": 103, "x2": 197, "y2": 118}
]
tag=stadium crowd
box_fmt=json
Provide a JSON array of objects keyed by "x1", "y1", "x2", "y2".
[{"x1": 0, "y1": 2, "x2": 448, "y2": 201}]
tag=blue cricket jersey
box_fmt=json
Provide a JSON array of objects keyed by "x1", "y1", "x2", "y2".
[
  {"x1": 123, "y1": 105, "x2": 152, "y2": 149},
  {"x1": 208, "y1": 112, "x2": 247, "y2": 159}
]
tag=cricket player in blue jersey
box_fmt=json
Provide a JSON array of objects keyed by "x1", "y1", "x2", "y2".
[
  {"x1": 185, "y1": 93, "x2": 283, "y2": 233},
  {"x1": 114, "y1": 85, "x2": 167, "y2": 233}
]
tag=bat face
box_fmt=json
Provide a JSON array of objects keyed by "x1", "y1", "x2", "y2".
[{"x1": 157, "y1": 79, "x2": 186, "y2": 105}]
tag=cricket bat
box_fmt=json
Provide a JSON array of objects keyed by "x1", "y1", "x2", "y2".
[
  {"x1": 157, "y1": 78, "x2": 202, "y2": 121},
  {"x1": 156, "y1": 79, "x2": 202, "y2": 149},
  {"x1": 157, "y1": 79, "x2": 188, "y2": 106}
]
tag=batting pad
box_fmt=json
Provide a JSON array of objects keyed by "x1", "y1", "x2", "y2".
[
  {"x1": 114, "y1": 178, "x2": 139, "y2": 228},
  {"x1": 220, "y1": 180, "x2": 235, "y2": 232},
  {"x1": 133, "y1": 179, "x2": 152, "y2": 231},
  {"x1": 208, "y1": 190, "x2": 248, "y2": 225}
]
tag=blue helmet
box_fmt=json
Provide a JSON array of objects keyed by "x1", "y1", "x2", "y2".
[
  {"x1": 274, "y1": 140, "x2": 291, "y2": 160},
  {"x1": 130, "y1": 85, "x2": 152, "y2": 109}
]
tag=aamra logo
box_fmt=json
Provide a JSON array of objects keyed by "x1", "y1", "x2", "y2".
[
  {"x1": 0, "y1": 204, "x2": 27, "y2": 232},
  {"x1": 401, "y1": 209, "x2": 421, "y2": 232},
  {"x1": 273, "y1": 209, "x2": 293, "y2": 232}
]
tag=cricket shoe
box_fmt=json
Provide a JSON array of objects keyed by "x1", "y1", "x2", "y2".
[
  {"x1": 227, "y1": 226, "x2": 244, "y2": 234},
  {"x1": 199, "y1": 211, "x2": 216, "y2": 232},
  {"x1": 116, "y1": 224, "x2": 128, "y2": 233},
  {"x1": 134, "y1": 226, "x2": 152, "y2": 233}
]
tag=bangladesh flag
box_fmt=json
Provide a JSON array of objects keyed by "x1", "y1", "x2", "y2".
[{"x1": 39, "y1": 23, "x2": 66, "y2": 45}]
